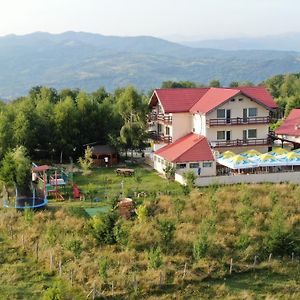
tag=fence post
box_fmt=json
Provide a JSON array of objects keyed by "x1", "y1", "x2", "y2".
[
  {"x1": 229, "y1": 258, "x2": 233, "y2": 275},
  {"x1": 268, "y1": 253, "x2": 272, "y2": 262},
  {"x1": 183, "y1": 262, "x2": 187, "y2": 278}
]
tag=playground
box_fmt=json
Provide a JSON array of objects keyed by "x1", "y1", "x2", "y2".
[{"x1": 1, "y1": 156, "x2": 182, "y2": 218}]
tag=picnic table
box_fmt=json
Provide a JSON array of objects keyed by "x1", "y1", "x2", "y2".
[{"x1": 115, "y1": 168, "x2": 135, "y2": 176}]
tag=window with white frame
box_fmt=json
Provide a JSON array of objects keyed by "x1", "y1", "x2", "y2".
[
  {"x1": 189, "y1": 163, "x2": 200, "y2": 168},
  {"x1": 248, "y1": 108, "x2": 257, "y2": 117},
  {"x1": 247, "y1": 129, "x2": 257, "y2": 139},
  {"x1": 165, "y1": 126, "x2": 170, "y2": 136},
  {"x1": 217, "y1": 131, "x2": 226, "y2": 140},
  {"x1": 203, "y1": 162, "x2": 212, "y2": 168},
  {"x1": 217, "y1": 109, "x2": 226, "y2": 118},
  {"x1": 176, "y1": 163, "x2": 186, "y2": 169}
]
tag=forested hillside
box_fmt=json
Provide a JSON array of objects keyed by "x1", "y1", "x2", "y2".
[{"x1": 1, "y1": 32, "x2": 300, "y2": 99}]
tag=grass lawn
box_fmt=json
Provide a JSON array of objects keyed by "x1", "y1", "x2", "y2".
[{"x1": 47, "y1": 165, "x2": 183, "y2": 212}]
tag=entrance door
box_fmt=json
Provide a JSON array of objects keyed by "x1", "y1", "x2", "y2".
[
  {"x1": 243, "y1": 108, "x2": 248, "y2": 122},
  {"x1": 243, "y1": 130, "x2": 247, "y2": 143},
  {"x1": 226, "y1": 109, "x2": 231, "y2": 123},
  {"x1": 226, "y1": 131, "x2": 231, "y2": 141}
]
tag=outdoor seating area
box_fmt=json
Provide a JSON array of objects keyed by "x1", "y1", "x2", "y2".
[{"x1": 216, "y1": 148, "x2": 300, "y2": 175}]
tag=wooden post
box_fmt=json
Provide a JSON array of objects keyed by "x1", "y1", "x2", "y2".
[
  {"x1": 229, "y1": 258, "x2": 233, "y2": 275},
  {"x1": 268, "y1": 253, "x2": 272, "y2": 262},
  {"x1": 70, "y1": 269, "x2": 74, "y2": 285},
  {"x1": 292, "y1": 252, "x2": 294, "y2": 262},
  {"x1": 21, "y1": 234, "x2": 25, "y2": 250},
  {"x1": 253, "y1": 255, "x2": 257, "y2": 271},
  {"x1": 59, "y1": 259, "x2": 62, "y2": 277},
  {"x1": 111, "y1": 281, "x2": 114, "y2": 297},
  {"x1": 50, "y1": 251, "x2": 53, "y2": 271},
  {"x1": 92, "y1": 282, "x2": 96, "y2": 300},
  {"x1": 133, "y1": 274, "x2": 138, "y2": 293},
  {"x1": 183, "y1": 262, "x2": 187, "y2": 278},
  {"x1": 35, "y1": 239, "x2": 39, "y2": 262}
]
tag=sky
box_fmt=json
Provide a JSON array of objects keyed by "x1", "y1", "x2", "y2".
[{"x1": 0, "y1": 0, "x2": 299, "y2": 41}]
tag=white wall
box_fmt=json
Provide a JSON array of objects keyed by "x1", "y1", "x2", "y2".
[
  {"x1": 192, "y1": 113, "x2": 206, "y2": 136},
  {"x1": 176, "y1": 171, "x2": 300, "y2": 187},
  {"x1": 172, "y1": 113, "x2": 193, "y2": 141},
  {"x1": 207, "y1": 95, "x2": 269, "y2": 119},
  {"x1": 154, "y1": 154, "x2": 216, "y2": 178}
]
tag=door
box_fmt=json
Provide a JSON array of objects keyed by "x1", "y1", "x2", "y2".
[
  {"x1": 226, "y1": 109, "x2": 231, "y2": 123},
  {"x1": 243, "y1": 130, "x2": 247, "y2": 143},
  {"x1": 226, "y1": 131, "x2": 231, "y2": 141},
  {"x1": 243, "y1": 108, "x2": 248, "y2": 122}
]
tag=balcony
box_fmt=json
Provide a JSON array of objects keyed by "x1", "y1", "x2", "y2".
[
  {"x1": 210, "y1": 138, "x2": 272, "y2": 148},
  {"x1": 148, "y1": 113, "x2": 172, "y2": 125},
  {"x1": 207, "y1": 116, "x2": 271, "y2": 127},
  {"x1": 148, "y1": 131, "x2": 172, "y2": 144}
]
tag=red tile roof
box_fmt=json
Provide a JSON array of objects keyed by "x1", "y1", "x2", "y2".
[
  {"x1": 150, "y1": 88, "x2": 210, "y2": 113},
  {"x1": 155, "y1": 133, "x2": 214, "y2": 163},
  {"x1": 190, "y1": 88, "x2": 240, "y2": 113},
  {"x1": 150, "y1": 87, "x2": 278, "y2": 114},
  {"x1": 275, "y1": 109, "x2": 300, "y2": 137}
]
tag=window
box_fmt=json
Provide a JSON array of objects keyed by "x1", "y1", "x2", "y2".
[
  {"x1": 203, "y1": 162, "x2": 212, "y2": 168},
  {"x1": 157, "y1": 157, "x2": 161, "y2": 163},
  {"x1": 165, "y1": 126, "x2": 170, "y2": 135},
  {"x1": 247, "y1": 129, "x2": 257, "y2": 139},
  {"x1": 238, "y1": 98, "x2": 243, "y2": 101},
  {"x1": 154, "y1": 156, "x2": 157, "y2": 161},
  {"x1": 248, "y1": 108, "x2": 257, "y2": 117},
  {"x1": 158, "y1": 123, "x2": 162, "y2": 133},
  {"x1": 176, "y1": 163, "x2": 186, "y2": 169},
  {"x1": 189, "y1": 163, "x2": 199, "y2": 168},
  {"x1": 217, "y1": 109, "x2": 226, "y2": 118},
  {"x1": 217, "y1": 131, "x2": 225, "y2": 140}
]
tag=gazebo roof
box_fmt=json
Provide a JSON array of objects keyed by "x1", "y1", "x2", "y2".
[{"x1": 91, "y1": 145, "x2": 116, "y2": 155}]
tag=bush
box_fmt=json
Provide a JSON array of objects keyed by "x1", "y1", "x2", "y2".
[
  {"x1": 89, "y1": 211, "x2": 118, "y2": 245},
  {"x1": 193, "y1": 218, "x2": 215, "y2": 260},
  {"x1": 158, "y1": 220, "x2": 176, "y2": 252},
  {"x1": 114, "y1": 220, "x2": 130, "y2": 247},
  {"x1": 147, "y1": 247, "x2": 163, "y2": 269}
]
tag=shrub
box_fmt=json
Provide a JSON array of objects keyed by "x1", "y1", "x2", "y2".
[
  {"x1": 158, "y1": 219, "x2": 176, "y2": 252},
  {"x1": 78, "y1": 146, "x2": 93, "y2": 175},
  {"x1": 163, "y1": 165, "x2": 175, "y2": 181},
  {"x1": 89, "y1": 212, "x2": 118, "y2": 245},
  {"x1": 114, "y1": 220, "x2": 130, "y2": 247},
  {"x1": 183, "y1": 170, "x2": 196, "y2": 189},
  {"x1": 172, "y1": 198, "x2": 186, "y2": 221},
  {"x1": 264, "y1": 205, "x2": 298, "y2": 256},
  {"x1": 64, "y1": 239, "x2": 83, "y2": 259},
  {"x1": 147, "y1": 247, "x2": 163, "y2": 269},
  {"x1": 136, "y1": 205, "x2": 148, "y2": 223},
  {"x1": 99, "y1": 256, "x2": 110, "y2": 284},
  {"x1": 193, "y1": 218, "x2": 215, "y2": 260}
]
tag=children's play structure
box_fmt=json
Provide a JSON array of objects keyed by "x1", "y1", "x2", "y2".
[
  {"x1": 31, "y1": 163, "x2": 71, "y2": 201},
  {"x1": 2, "y1": 163, "x2": 73, "y2": 209}
]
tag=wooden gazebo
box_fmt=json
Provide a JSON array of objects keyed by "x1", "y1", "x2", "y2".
[{"x1": 91, "y1": 145, "x2": 118, "y2": 167}]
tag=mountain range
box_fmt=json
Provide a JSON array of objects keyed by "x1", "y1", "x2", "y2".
[
  {"x1": 181, "y1": 33, "x2": 300, "y2": 51},
  {"x1": 1, "y1": 31, "x2": 300, "y2": 99}
]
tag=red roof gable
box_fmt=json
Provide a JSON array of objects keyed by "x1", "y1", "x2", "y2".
[
  {"x1": 275, "y1": 109, "x2": 300, "y2": 137},
  {"x1": 239, "y1": 87, "x2": 278, "y2": 110},
  {"x1": 190, "y1": 88, "x2": 240, "y2": 113},
  {"x1": 151, "y1": 88, "x2": 209, "y2": 113},
  {"x1": 155, "y1": 133, "x2": 214, "y2": 163},
  {"x1": 150, "y1": 87, "x2": 277, "y2": 114}
]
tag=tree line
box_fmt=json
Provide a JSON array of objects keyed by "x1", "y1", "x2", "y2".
[
  {"x1": 0, "y1": 86, "x2": 148, "y2": 162},
  {"x1": 0, "y1": 73, "x2": 299, "y2": 162}
]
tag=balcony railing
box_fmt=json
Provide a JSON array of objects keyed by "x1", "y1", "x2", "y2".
[
  {"x1": 148, "y1": 131, "x2": 172, "y2": 144},
  {"x1": 207, "y1": 116, "x2": 271, "y2": 127},
  {"x1": 210, "y1": 138, "x2": 272, "y2": 148},
  {"x1": 148, "y1": 113, "x2": 172, "y2": 124}
]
